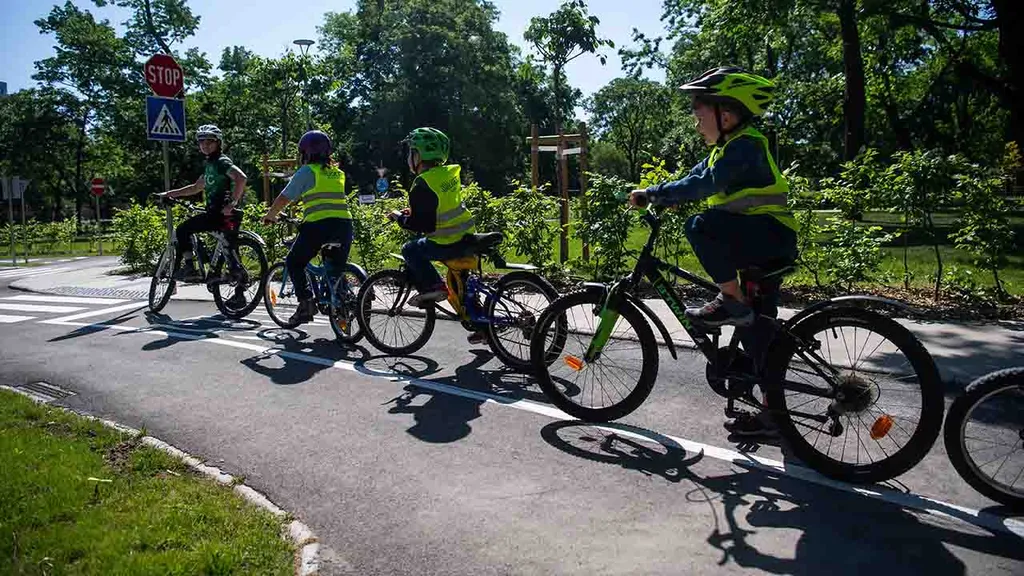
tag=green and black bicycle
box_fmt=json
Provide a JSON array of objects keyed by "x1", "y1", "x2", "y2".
[{"x1": 529, "y1": 195, "x2": 944, "y2": 484}]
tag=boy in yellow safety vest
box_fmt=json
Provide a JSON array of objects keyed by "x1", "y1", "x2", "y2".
[
  {"x1": 629, "y1": 67, "x2": 799, "y2": 438},
  {"x1": 389, "y1": 127, "x2": 488, "y2": 343},
  {"x1": 262, "y1": 130, "x2": 353, "y2": 325}
]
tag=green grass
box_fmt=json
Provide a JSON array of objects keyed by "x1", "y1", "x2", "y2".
[
  {"x1": 1, "y1": 239, "x2": 117, "y2": 263},
  {"x1": 0, "y1": 389, "x2": 294, "y2": 575}
]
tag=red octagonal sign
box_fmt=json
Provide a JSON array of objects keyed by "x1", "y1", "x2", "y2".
[
  {"x1": 91, "y1": 177, "x2": 105, "y2": 197},
  {"x1": 144, "y1": 53, "x2": 184, "y2": 98}
]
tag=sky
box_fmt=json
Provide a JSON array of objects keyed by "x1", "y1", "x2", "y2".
[{"x1": 0, "y1": 0, "x2": 669, "y2": 106}]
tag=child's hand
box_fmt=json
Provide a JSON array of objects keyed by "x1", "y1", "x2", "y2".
[{"x1": 628, "y1": 190, "x2": 650, "y2": 208}]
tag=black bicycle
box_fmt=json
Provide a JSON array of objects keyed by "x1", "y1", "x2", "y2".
[
  {"x1": 530, "y1": 200, "x2": 943, "y2": 484},
  {"x1": 944, "y1": 367, "x2": 1024, "y2": 510}
]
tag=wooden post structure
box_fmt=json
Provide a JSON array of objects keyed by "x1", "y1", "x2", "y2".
[
  {"x1": 579, "y1": 122, "x2": 589, "y2": 262},
  {"x1": 557, "y1": 128, "x2": 570, "y2": 263},
  {"x1": 531, "y1": 124, "x2": 540, "y2": 192},
  {"x1": 262, "y1": 153, "x2": 271, "y2": 205}
]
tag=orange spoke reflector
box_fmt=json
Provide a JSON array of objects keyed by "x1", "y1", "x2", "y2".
[
  {"x1": 269, "y1": 290, "x2": 277, "y2": 306},
  {"x1": 564, "y1": 356, "x2": 584, "y2": 371},
  {"x1": 870, "y1": 414, "x2": 894, "y2": 440}
]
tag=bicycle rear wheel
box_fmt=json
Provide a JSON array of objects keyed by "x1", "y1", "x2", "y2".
[
  {"x1": 213, "y1": 235, "x2": 268, "y2": 319},
  {"x1": 328, "y1": 264, "x2": 368, "y2": 345},
  {"x1": 530, "y1": 290, "x2": 658, "y2": 422},
  {"x1": 944, "y1": 367, "x2": 1024, "y2": 510},
  {"x1": 484, "y1": 270, "x2": 562, "y2": 371},
  {"x1": 357, "y1": 269, "x2": 435, "y2": 355},
  {"x1": 763, "y1": 307, "x2": 943, "y2": 483}
]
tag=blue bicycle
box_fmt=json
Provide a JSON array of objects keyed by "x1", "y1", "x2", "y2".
[{"x1": 263, "y1": 215, "x2": 368, "y2": 344}]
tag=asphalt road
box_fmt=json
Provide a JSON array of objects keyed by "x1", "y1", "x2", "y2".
[{"x1": 1, "y1": 263, "x2": 1022, "y2": 575}]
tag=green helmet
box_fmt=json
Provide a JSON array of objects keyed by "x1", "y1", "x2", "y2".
[
  {"x1": 404, "y1": 127, "x2": 450, "y2": 163},
  {"x1": 679, "y1": 67, "x2": 776, "y2": 117}
]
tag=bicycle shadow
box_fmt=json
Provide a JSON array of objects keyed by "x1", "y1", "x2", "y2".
[
  {"x1": 131, "y1": 312, "x2": 261, "y2": 352},
  {"x1": 46, "y1": 304, "x2": 147, "y2": 343},
  {"x1": 239, "y1": 330, "x2": 372, "y2": 386},
  {"x1": 379, "y1": 351, "x2": 487, "y2": 444},
  {"x1": 540, "y1": 420, "x2": 1024, "y2": 575}
]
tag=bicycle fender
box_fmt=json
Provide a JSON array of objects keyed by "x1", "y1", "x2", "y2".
[
  {"x1": 238, "y1": 229, "x2": 267, "y2": 249},
  {"x1": 578, "y1": 283, "x2": 678, "y2": 359},
  {"x1": 784, "y1": 295, "x2": 914, "y2": 329},
  {"x1": 625, "y1": 293, "x2": 678, "y2": 360},
  {"x1": 346, "y1": 262, "x2": 368, "y2": 281}
]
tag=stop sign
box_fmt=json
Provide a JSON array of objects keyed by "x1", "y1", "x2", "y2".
[
  {"x1": 144, "y1": 53, "x2": 184, "y2": 98},
  {"x1": 91, "y1": 177, "x2": 105, "y2": 197}
]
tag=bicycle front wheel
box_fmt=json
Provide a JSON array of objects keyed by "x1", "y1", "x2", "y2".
[
  {"x1": 944, "y1": 367, "x2": 1024, "y2": 510},
  {"x1": 530, "y1": 290, "x2": 658, "y2": 422},
  {"x1": 263, "y1": 262, "x2": 302, "y2": 328},
  {"x1": 357, "y1": 269, "x2": 435, "y2": 355},
  {"x1": 148, "y1": 248, "x2": 175, "y2": 313},
  {"x1": 763, "y1": 307, "x2": 943, "y2": 483}
]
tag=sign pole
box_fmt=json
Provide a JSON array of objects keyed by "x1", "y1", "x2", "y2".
[
  {"x1": 95, "y1": 193, "x2": 103, "y2": 256},
  {"x1": 6, "y1": 178, "x2": 13, "y2": 266},
  {"x1": 20, "y1": 185, "x2": 27, "y2": 264}
]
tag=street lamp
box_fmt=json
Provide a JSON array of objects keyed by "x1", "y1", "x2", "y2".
[{"x1": 293, "y1": 39, "x2": 315, "y2": 130}]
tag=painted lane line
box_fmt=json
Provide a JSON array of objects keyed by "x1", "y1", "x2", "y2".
[
  {"x1": 46, "y1": 315, "x2": 1024, "y2": 539},
  {"x1": 0, "y1": 314, "x2": 35, "y2": 323},
  {"x1": 0, "y1": 303, "x2": 85, "y2": 314},
  {"x1": 1, "y1": 295, "x2": 129, "y2": 305},
  {"x1": 0, "y1": 266, "x2": 73, "y2": 278},
  {"x1": 40, "y1": 301, "x2": 148, "y2": 324}
]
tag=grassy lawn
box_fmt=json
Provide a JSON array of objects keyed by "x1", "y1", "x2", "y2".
[
  {"x1": 1, "y1": 239, "x2": 117, "y2": 263},
  {"x1": 0, "y1": 389, "x2": 294, "y2": 575}
]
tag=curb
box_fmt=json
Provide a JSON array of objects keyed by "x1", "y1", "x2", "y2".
[{"x1": 1, "y1": 385, "x2": 321, "y2": 576}]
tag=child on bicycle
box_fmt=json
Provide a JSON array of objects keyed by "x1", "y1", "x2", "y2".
[
  {"x1": 389, "y1": 127, "x2": 486, "y2": 343},
  {"x1": 262, "y1": 130, "x2": 353, "y2": 325},
  {"x1": 159, "y1": 124, "x2": 247, "y2": 308},
  {"x1": 629, "y1": 67, "x2": 799, "y2": 437}
]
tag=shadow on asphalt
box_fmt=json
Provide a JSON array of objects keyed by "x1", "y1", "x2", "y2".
[
  {"x1": 540, "y1": 420, "x2": 1024, "y2": 575},
  {"x1": 239, "y1": 330, "x2": 373, "y2": 386},
  {"x1": 46, "y1": 305, "x2": 148, "y2": 343}
]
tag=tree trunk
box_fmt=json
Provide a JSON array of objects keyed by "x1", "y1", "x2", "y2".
[
  {"x1": 837, "y1": 0, "x2": 866, "y2": 161},
  {"x1": 74, "y1": 110, "x2": 88, "y2": 227},
  {"x1": 992, "y1": 0, "x2": 1024, "y2": 157},
  {"x1": 926, "y1": 212, "x2": 943, "y2": 300},
  {"x1": 903, "y1": 210, "x2": 910, "y2": 289}
]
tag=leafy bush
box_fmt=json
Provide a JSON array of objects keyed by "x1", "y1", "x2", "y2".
[
  {"x1": 496, "y1": 182, "x2": 558, "y2": 268},
  {"x1": 573, "y1": 172, "x2": 635, "y2": 280},
  {"x1": 111, "y1": 201, "x2": 166, "y2": 272},
  {"x1": 820, "y1": 216, "x2": 896, "y2": 290}
]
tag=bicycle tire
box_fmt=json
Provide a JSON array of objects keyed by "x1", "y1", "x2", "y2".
[
  {"x1": 484, "y1": 270, "x2": 562, "y2": 371},
  {"x1": 357, "y1": 269, "x2": 435, "y2": 355},
  {"x1": 944, "y1": 367, "x2": 1024, "y2": 510},
  {"x1": 213, "y1": 234, "x2": 268, "y2": 320},
  {"x1": 328, "y1": 263, "x2": 368, "y2": 345},
  {"x1": 263, "y1": 262, "x2": 301, "y2": 329},
  {"x1": 530, "y1": 290, "x2": 659, "y2": 422},
  {"x1": 148, "y1": 248, "x2": 175, "y2": 313},
  {"x1": 763, "y1": 307, "x2": 943, "y2": 484}
]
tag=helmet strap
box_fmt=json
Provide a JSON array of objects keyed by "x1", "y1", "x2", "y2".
[{"x1": 714, "y1": 104, "x2": 726, "y2": 146}]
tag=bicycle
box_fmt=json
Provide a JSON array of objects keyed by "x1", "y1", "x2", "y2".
[
  {"x1": 944, "y1": 367, "x2": 1024, "y2": 510},
  {"x1": 263, "y1": 214, "x2": 368, "y2": 344},
  {"x1": 529, "y1": 198, "x2": 943, "y2": 484},
  {"x1": 148, "y1": 196, "x2": 268, "y2": 319},
  {"x1": 356, "y1": 231, "x2": 565, "y2": 371}
]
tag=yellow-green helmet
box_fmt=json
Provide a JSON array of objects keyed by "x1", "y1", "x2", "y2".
[
  {"x1": 403, "y1": 127, "x2": 450, "y2": 163},
  {"x1": 679, "y1": 67, "x2": 776, "y2": 117}
]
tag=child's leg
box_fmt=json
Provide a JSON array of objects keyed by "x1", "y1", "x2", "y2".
[
  {"x1": 683, "y1": 210, "x2": 753, "y2": 326},
  {"x1": 401, "y1": 237, "x2": 446, "y2": 293}
]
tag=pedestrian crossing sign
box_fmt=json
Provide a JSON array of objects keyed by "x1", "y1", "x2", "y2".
[{"x1": 146, "y1": 96, "x2": 186, "y2": 142}]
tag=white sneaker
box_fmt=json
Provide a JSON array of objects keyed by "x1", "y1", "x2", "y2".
[{"x1": 408, "y1": 289, "x2": 447, "y2": 308}]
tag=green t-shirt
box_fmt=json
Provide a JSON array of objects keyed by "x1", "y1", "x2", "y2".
[{"x1": 204, "y1": 154, "x2": 236, "y2": 210}]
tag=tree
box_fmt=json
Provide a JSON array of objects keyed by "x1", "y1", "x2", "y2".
[
  {"x1": 524, "y1": 0, "x2": 613, "y2": 134},
  {"x1": 586, "y1": 77, "x2": 674, "y2": 181}
]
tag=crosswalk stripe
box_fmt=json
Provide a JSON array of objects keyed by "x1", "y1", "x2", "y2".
[
  {"x1": 0, "y1": 295, "x2": 129, "y2": 305},
  {"x1": 0, "y1": 303, "x2": 85, "y2": 314},
  {"x1": 41, "y1": 301, "x2": 147, "y2": 324},
  {"x1": 0, "y1": 314, "x2": 35, "y2": 323},
  {"x1": 0, "y1": 266, "x2": 73, "y2": 279}
]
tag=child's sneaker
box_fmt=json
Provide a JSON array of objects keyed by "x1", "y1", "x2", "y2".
[
  {"x1": 685, "y1": 293, "x2": 754, "y2": 328},
  {"x1": 724, "y1": 411, "x2": 779, "y2": 438},
  {"x1": 467, "y1": 330, "x2": 488, "y2": 345},
  {"x1": 408, "y1": 284, "x2": 448, "y2": 308}
]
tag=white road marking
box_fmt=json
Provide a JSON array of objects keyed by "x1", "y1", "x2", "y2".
[
  {"x1": 1, "y1": 295, "x2": 129, "y2": 305},
  {"x1": 0, "y1": 303, "x2": 85, "y2": 314},
  {"x1": 41, "y1": 301, "x2": 147, "y2": 324},
  {"x1": 0, "y1": 314, "x2": 35, "y2": 323},
  {"x1": 0, "y1": 266, "x2": 73, "y2": 279},
  {"x1": 42, "y1": 313, "x2": 1024, "y2": 540}
]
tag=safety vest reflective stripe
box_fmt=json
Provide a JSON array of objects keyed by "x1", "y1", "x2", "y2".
[
  {"x1": 305, "y1": 203, "x2": 351, "y2": 216},
  {"x1": 712, "y1": 193, "x2": 787, "y2": 213},
  {"x1": 302, "y1": 191, "x2": 349, "y2": 203},
  {"x1": 436, "y1": 204, "x2": 470, "y2": 222},
  {"x1": 427, "y1": 217, "x2": 477, "y2": 238}
]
